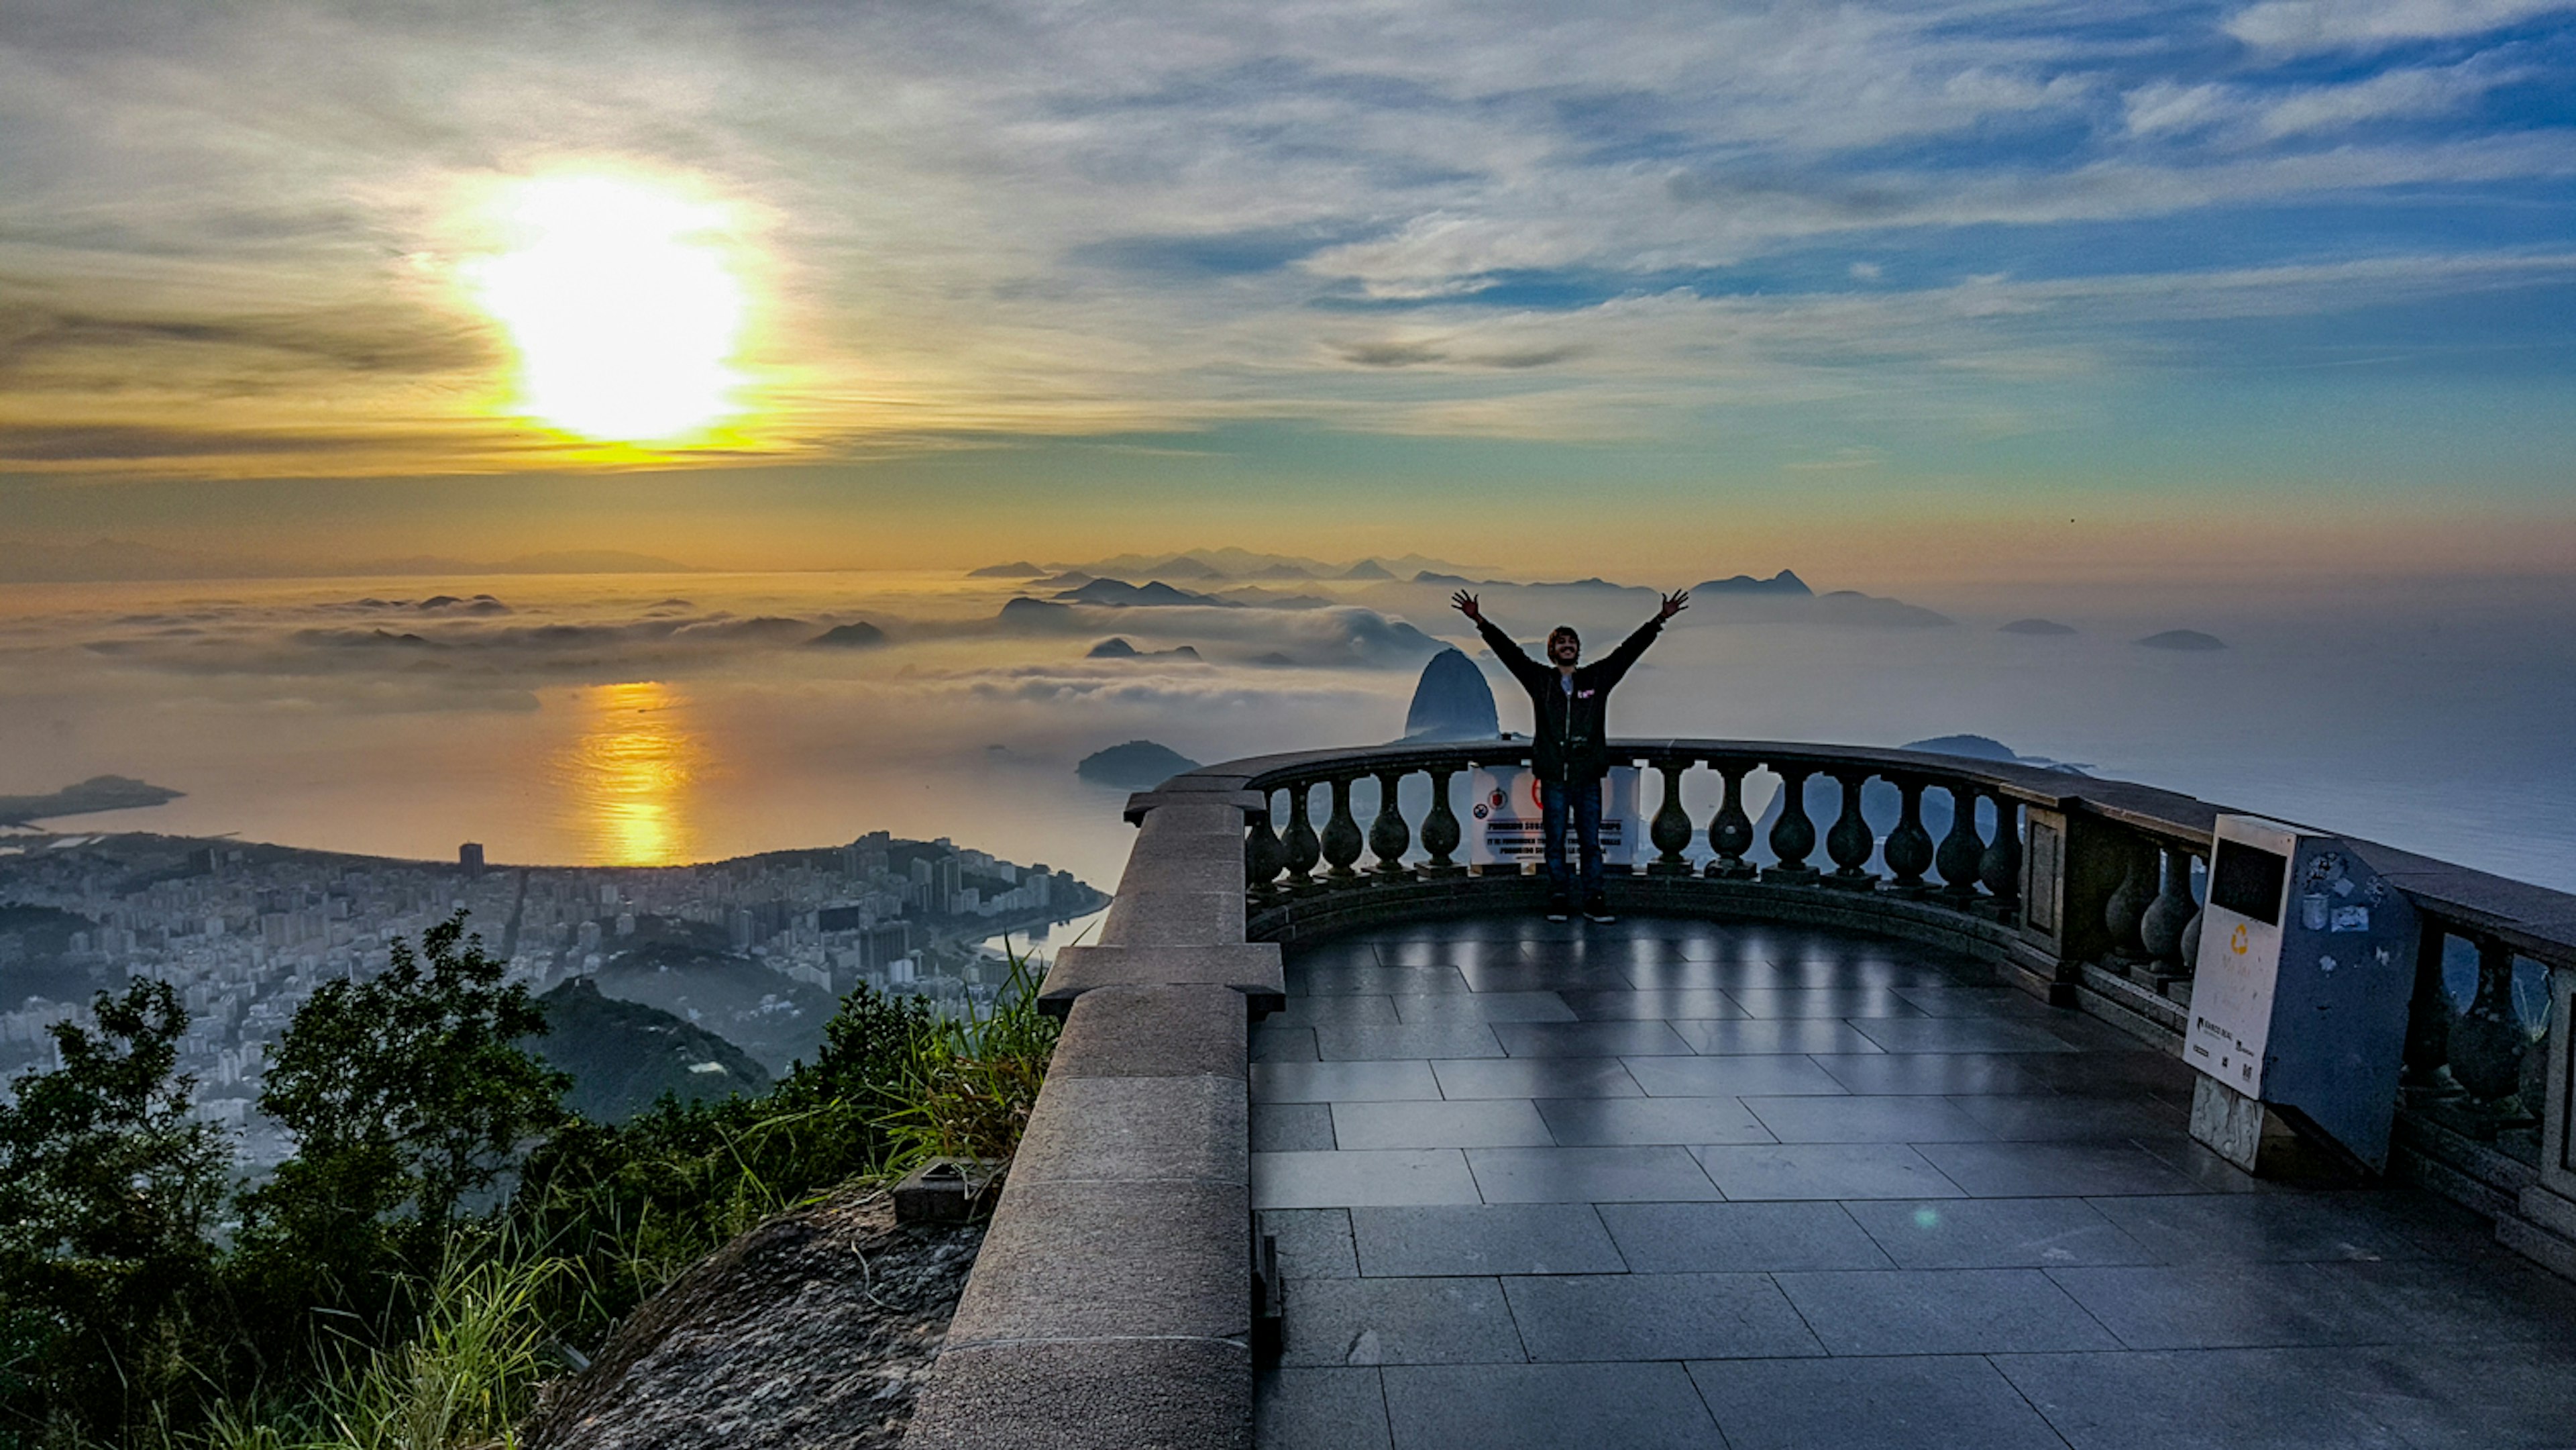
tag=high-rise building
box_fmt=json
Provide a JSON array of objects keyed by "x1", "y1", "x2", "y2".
[{"x1": 459, "y1": 842, "x2": 485, "y2": 874}]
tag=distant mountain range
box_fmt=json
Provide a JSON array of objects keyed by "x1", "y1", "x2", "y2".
[{"x1": 0, "y1": 538, "x2": 699, "y2": 584}]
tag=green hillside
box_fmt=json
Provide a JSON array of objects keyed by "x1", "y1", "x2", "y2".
[{"x1": 531, "y1": 977, "x2": 772, "y2": 1123}]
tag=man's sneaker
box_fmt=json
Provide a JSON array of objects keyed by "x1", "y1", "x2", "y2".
[
  {"x1": 1582, "y1": 896, "x2": 1617, "y2": 924},
  {"x1": 1546, "y1": 896, "x2": 1573, "y2": 923}
]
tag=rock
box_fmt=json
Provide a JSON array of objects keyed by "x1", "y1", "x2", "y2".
[
  {"x1": 1051, "y1": 578, "x2": 1233, "y2": 608},
  {"x1": 524, "y1": 1188, "x2": 981, "y2": 1450},
  {"x1": 1691, "y1": 569, "x2": 1810, "y2": 597},
  {"x1": 808, "y1": 621, "x2": 889, "y2": 648},
  {"x1": 2137, "y1": 629, "x2": 2226, "y2": 652},
  {"x1": 1076, "y1": 740, "x2": 1202, "y2": 790},
  {"x1": 2000, "y1": 618, "x2": 2077, "y2": 635},
  {"x1": 1403, "y1": 648, "x2": 1500, "y2": 741}
]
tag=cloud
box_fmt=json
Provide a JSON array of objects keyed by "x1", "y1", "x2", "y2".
[
  {"x1": 1, "y1": 0, "x2": 2571, "y2": 473},
  {"x1": 2226, "y1": 0, "x2": 2576, "y2": 50}
]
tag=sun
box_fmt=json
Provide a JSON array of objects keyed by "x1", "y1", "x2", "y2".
[{"x1": 468, "y1": 175, "x2": 749, "y2": 444}]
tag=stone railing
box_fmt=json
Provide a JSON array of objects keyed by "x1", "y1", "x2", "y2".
[{"x1": 906, "y1": 738, "x2": 2576, "y2": 1449}]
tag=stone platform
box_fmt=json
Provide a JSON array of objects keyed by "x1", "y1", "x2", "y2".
[{"x1": 1250, "y1": 915, "x2": 2576, "y2": 1450}]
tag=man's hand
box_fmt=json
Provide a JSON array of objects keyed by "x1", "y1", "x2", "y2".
[
  {"x1": 1658, "y1": 589, "x2": 1690, "y2": 621},
  {"x1": 1452, "y1": 590, "x2": 1483, "y2": 623}
]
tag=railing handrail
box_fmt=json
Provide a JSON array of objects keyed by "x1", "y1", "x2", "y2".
[{"x1": 1133, "y1": 735, "x2": 2576, "y2": 972}]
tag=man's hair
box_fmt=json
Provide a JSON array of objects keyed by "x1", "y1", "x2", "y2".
[{"x1": 1548, "y1": 625, "x2": 1580, "y2": 648}]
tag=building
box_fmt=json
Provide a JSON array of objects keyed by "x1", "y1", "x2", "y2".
[{"x1": 459, "y1": 842, "x2": 485, "y2": 874}]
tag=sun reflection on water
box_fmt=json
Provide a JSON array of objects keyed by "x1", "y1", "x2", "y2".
[{"x1": 559, "y1": 681, "x2": 703, "y2": 866}]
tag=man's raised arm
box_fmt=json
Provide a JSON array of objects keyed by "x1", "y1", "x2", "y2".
[
  {"x1": 1453, "y1": 590, "x2": 1548, "y2": 689},
  {"x1": 1595, "y1": 589, "x2": 1690, "y2": 685}
]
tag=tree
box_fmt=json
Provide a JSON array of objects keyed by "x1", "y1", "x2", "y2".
[
  {"x1": 237, "y1": 914, "x2": 567, "y2": 1329},
  {"x1": 0, "y1": 980, "x2": 231, "y2": 1443}
]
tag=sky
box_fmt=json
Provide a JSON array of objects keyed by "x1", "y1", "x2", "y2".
[{"x1": 3, "y1": 0, "x2": 2573, "y2": 582}]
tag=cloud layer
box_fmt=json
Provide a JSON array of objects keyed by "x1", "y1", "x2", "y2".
[{"x1": 1, "y1": 0, "x2": 2571, "y2": 475}]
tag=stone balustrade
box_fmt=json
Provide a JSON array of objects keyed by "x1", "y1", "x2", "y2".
[{"x1": 908, "y1": 737, "x2": 2576, "y2": 1449}]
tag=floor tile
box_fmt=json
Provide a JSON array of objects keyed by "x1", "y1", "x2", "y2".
[
  {"x1": 1332, "y1": 1099, "x2": 1556, "y2": 1150},
  {"x1": 1557, "y1": 988, "x2": 1748, "y2": 1021},
  {"x1": 1380, "y1": 1363, "x2": 1723, "y2": 1450},
  {"x1": 1534, "y1": 1096, "x2": 1772, "y2": 1147},
  {"x1": 1392, "y1": 991, "x2": 1575, "y2": 1023},
  {"x1": 1254, "y1": 1149, "x2": 1484, "y2": 1209},
  {"x1": 1316, "y1": 1023, "x2": 1506, "y2": 1061},
  {"x1": 2009, "y1": 1049, "x2": 2200, "y2": 1098},
  {"x1": 1267, "y1": 994, "x2": 1404, "y2": 1027},
  {"x1": 2339, "y1": 1341, "x2": 2576, "y2": 1450},
  {"x1": 1465, "y1": 1145, "x2": 1722, "y2": 1203},
  {"x1": 1352, "y1": 1203, "x2": 1626, "y2": 1277},
  {"x1": 2047, "y1": 1262, "x2": 2387, "y2": 1349},
  {"x1": 1843, "y1": 1197, "x2": 2157, "y2": 1270},
  {"x1": 1256, "y1": 1365, "x2": 1390, "y2": 1450},
  {"x1": 1376, "y1": 937, "x2": 1534, "y2": 968},
  {"x1": 1772, "y1": 1267, "x2": 2121, "y2": 1354},
  {"x1": 1431, "y1": 1057, "x2": 1642, "y2": 1100},
  {"x1": 1916, "y1": 1139, "x2": 2230, "y2": 1198},
  {"x1": 1263, "y1": 1208, "x2": 1359, "y2": 1279},
  {"x1": 1890, "y1": 985, "x2": 2064, "y2": 1018},
  {"x1": 1491, "y1": 1020, "x2": 1696, "y2": 1057},
  {"x1": 2331, "y1": 1256, "x2": 2576, "y2": 1347},
  {"x1": 2088, "y1": 1191, "x2": 2432, "y2": 1264},
  {"x1": 1667, "y1": 1018, "x2": 1884, "y2": 1055},
  {"x1": 1723, "y1": 987, "x2": 1929, "y2": 1019},
  {"x1": 1456, "y1": 960, "x2": 1641, "y2": 994},
  {"x1": 1849, "y1": 1017, "x2": 2084, "y2": 1053},
  {"x1": 1287, "y1": 939, "x2": 1387, "y2": 972},
  {"x1": 1281, "y1": 1276, "x2": 1525, "y2": 1366},
  {"x1": 1945, "y1": 1092, "x2": 2183, "y2": 1141},
  {"x1": 1255, "y1": 1102, "x2": 1340, "y2": 1152},
  {"x1": 1623, "y1": 1054, "x2": 1850, "y2": 1097},
  {"x1": 1597, "y1": 1201, "x2": 1892, "y2": 1273},
  {"x1": 1503, "y1": 1272, "x2": 1823, "y2": 1361},
  {"x1": 1692, "y1": 1142, "x2": 1966, "y2": 1200},
  {"x1": 1256, "y1": 1059, "x2": 1446, "y2": 1103},
  {"x1": 1809, "y1": 1051, "x2": 2057, "y2": 1096},
  {"x1": 1740, "y1": 1094, "x2": 1996, "y2": 1143},
  {"x1": 1294, "y1": 964, "x2": 1474, "y2": 996},
  {"x1": 1688, "y1": 1354, "x2": 2069, "y2": 1450},
  {"x1": 1255, "y1": 1025, "x2": 1322, "y2": 1061},
  {"x1": 1995, "y1": 1346, "x2": 2412, "y2": 1450}
]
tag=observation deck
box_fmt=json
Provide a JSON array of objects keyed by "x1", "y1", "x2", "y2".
[{"x1": 906, "y1": 739, "x2": 2576, "y2": 1450}]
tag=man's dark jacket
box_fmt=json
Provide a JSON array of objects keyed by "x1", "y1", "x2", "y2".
[{"x1": 1474, "y1": 615, "x2": 1665, "y2": 785}]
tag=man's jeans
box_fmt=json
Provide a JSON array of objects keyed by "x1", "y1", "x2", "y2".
[{"x1": 1541, "y1": 778, "x2": 1605, "y2": 906}]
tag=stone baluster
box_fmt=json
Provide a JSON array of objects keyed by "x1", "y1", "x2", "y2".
[
  {"x1": 1320, "y1": 775, "x2": 1365, "y2": 880},
  {"x1": 1764, "y1": 767, "x2": 1820, "y2": 883},
  {"x1": 1419, "y1": 766, "x2": 1463, "y2": 876},
  {"x1": 2101, "y1": 839, "x2": 2154, "y2": 961},
  {"x1": 2176, "y1": 852, "x2": 2206, "y2": 976},
  {"x1": 1882, "y1": 777, "x2": 1935, "y2": 892},
  {"x1": 1705, "y1": 761, "x2": 1758, "y2": 880},
  {"x1": 1933, "y1": 781, "x2": 1984, "y2": 903},
  {"x1": 2139, "y1": 844, "x2": 2198, "y2": 976},
  {"x1": 1649, "y1": 760, "x2": 1696, "y2": 876},
  {"x1": 1281, "y1": 780, "x2": 1322, "y2": 892},
  {"x1": 1244, "y1": 790, "x2": 1287, "y2": 893},
  {"x1": 1978, "y1": 794, "x2": 2021, "y2": 917},
  {"x1": 2449, "y1": 937, "x2": 2532, "y2": 1112},
  {"x1": 1824, "y1": 770, "x2": 1876, "y2": 889},
  {"x1": 1368, "y1": 768, "x2": 1412, "y2": 879}
]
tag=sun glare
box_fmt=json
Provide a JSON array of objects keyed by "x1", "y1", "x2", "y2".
[{"x1": 470, "y1": 175, "x2": 749, "y2": 443}]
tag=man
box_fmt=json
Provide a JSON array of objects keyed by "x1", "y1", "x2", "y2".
[{"x1": 1454, "y1": 587, "x2": 1688, "y2": 923}]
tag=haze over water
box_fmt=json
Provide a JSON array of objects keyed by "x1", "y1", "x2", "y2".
[{"x1": 6, "y1": 565, "x2": 2569, "y2": 894}]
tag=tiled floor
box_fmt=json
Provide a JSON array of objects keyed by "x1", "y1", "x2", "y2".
[{"x1": 1250, "y1": 915, "x2": 2576, "y2": 1450}]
